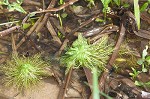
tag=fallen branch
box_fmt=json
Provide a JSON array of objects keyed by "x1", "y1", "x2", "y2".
[{"x1": 0, "y1": 26, "x2": 20, "y2": 37}]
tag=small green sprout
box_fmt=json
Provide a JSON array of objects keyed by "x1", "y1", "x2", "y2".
[
  {"x1": 1, "y1": 54, "x2": 51, "y2": 91},
  {"x1": 129, "y1": 67, "x2": 141, "y2": 79},
  {"x1": 57, "y1": 31, "x2": 65, "y2": 39},
  {"x1": 100, "y1": 0, "x2": 111, "y2": 21},
  {"x1": 135, "y1": 80, "x2": 150, "y2": 87},
  {"x1": 137, "y1": 46, "x2": 149, "y2": 72},
  {"x1": 57, "y1": 14, "x2": 63, "y2": 27},
  {"x1": 132, "y1": 45, "x2": 150, "y2": 88},
  {"x1": 57, "y1": 12, "x2": 68, "y2": 27},
  {"x1": 86, "y1": 0, "x2": 95, "y2": 8}
]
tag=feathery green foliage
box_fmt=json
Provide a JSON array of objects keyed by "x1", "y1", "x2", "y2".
[
  {"x1": 61, "y1": 34, "x2": 113, "y2": 98},
  {"x1": 2, "y1": 54, "x2": 50, "y2": 91},
  {"x1": 61, "y1": 34, "x2": 113, "y2": 73}
]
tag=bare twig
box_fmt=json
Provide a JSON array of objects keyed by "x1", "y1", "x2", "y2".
[
  {"x1": 47, "y1": 20, "x2": 62, "y2": 46},
  {"x1": 50, "y1": 17, "x2": 66, "y2": 35},
  {"x1": 57, "y1": 67, "x2": 73, "y2": 99},
  {"x1": 11, "y1": 33, "x2": 17, "y2": 55},
  {"x1": 83, "y1": 24, "x2": 114, "y2": 37},
  {"x1": 141, "y1": 12, "x2": 150, "y2": 24},
  {"x1": 108, "y1": 23, "x2": 126, "y2": 68},
  {"x1": 35, "y1": 0, "x2": 56, "y2": 33},
  {"x1": 55, "y1": 39, "x2": 69, "y2": 57},
  {"x1": 90, "y1": 25, "x2": 119, "y2": 42},
  {"x1": 23, "y1": 0, "x2": 41, "y2": 6},
  {"x1": 0, "y1": 26, "x2": 20, "y2": 37},
  {"x1": 99, "y1": 23, "x2": 126, "y2": 96},
  {"x1": 134, "y1": 29, "x2": 150, "y2": 40},
  {"x1": 30, "y1": 0, "x2": 79, "y2": 14},
  {"x1": 16, "y1": 15, "x2": 44, "y2": 49}
]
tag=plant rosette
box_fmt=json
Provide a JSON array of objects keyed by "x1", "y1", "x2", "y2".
[
  {"x1": 61, "y1": 34, "x2": 113, "y2": 73},
  {"x1": 1, "y1": 54, "x2": 51, "y2": 91}
]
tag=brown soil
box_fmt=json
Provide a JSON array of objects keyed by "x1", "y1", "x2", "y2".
[{"x1": 0, "y1": 77, "x2": 59, "y2": 99}]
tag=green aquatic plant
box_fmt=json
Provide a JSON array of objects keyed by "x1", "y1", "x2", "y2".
[
  {"x1": 61, "y1": 34, "x2": 113, "y2": 73},
  {"x1": 2, "y1": 54, "x2": 51, "y2": 91},
  {"x1": 61, "y1": 34, "x2": 113, "y2": 99}
]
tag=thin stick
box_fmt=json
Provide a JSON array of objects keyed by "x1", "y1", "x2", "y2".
[
  {"x1": 0, "y1": 26, "x2": 20, "y2": 37},
  {"x1": 108, "y1": 23, "x2": 126, "y2": 68},
  {"x1": 30, "y1": 0, "x2": 79, "y2": 14},
  {"x1": 47, "y1": 20, "x2": 62, "y2": 46},
  {"x1": 35, "y1": 0, "x2": 56, "y2": 33},
  {"x1": 99, "y1": 23, "x2": 126, "y2": 95},
  {"x1": 11, "y1": 33, "x2": 17, "y2": 55},
  {"x1": 16, "y1": 15, "x2": 44, "y2": 49},
  {"x1": 57, "y1": 67, "x2": 73, "y2": 99}
]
